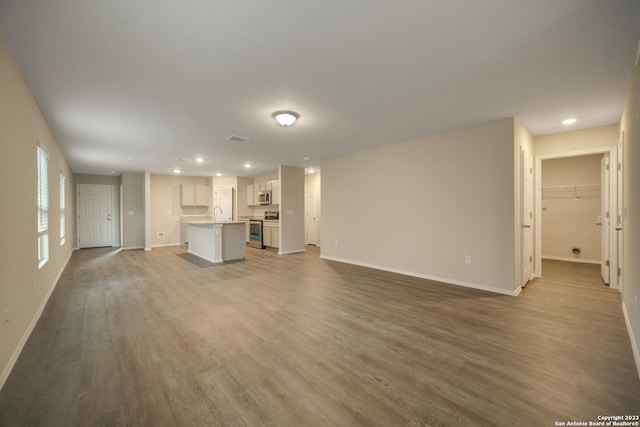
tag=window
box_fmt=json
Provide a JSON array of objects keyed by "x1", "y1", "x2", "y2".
[
  {"x1": 60, "y1": 172, "x2": 65, "y2": 245},
  {"x1": 37, "y1": 145, "x2": 49, "y2": 268}
]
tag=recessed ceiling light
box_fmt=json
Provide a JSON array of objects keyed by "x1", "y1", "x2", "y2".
[
  {"x1": 216, "y1": 172, "x2": 222, "y2": 177},
  {"x1": 303, "y1": 156, "x2": 310, "y2": 161},
  {"x1": 273, "y1": 110, "x2": 299, "y2": 126},
  {"x1": 562, "y1": 118, "x2": 577, "y2": 125},
  {"x1": 173, "y1": 169, "x2": 181, "y2": 174},
  {"x1": 309, "y1": 168, "x2": 315, "y2": 173},
  {"x1": 244, "y1": 163, "x2": 251, "y2": 168},
  {"x1": 111, "y1": 170, "x2": 116, "y2": 174},
  {"x1": 196, "y1": 157, "x2": 204, "y2": 163}
]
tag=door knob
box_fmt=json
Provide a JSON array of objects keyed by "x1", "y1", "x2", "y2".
[
  {"x1": 616, "y1": 227, "x2": 622, "y2": 231},
  {"x1": 595, "y1": 221, "x2": 603, "y2": 225},
  {"x1": 522, "y1": 224, "x2": 531, "y2": 228}
]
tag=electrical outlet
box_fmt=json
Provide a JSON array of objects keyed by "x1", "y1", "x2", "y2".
[
  {"x1": 157, "y1": 232, "x2": 165, "y2": 238},
  {"x1": 465, "y1": 255, "x2": 472, "y2": 265}
]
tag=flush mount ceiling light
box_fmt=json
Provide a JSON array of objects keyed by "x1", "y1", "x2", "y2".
[
  {"x1": 272, "y1": 110, "x2": 299, "y2": 126},
  {"x1": 196, "y1": 157, "x2": 204, "y2": 163},
  {"x1": 562, "y1": 118, "x2": 577, "y2": 125},
  {"x1": 244, "y1": 163, "x2": 252, "y2": 168},
  {"x1": 216, "y1": 172, "x2": 222, "y2": 177},
  {"x1": 173, "y1": 169, "x2": 181, "y2": 174}
]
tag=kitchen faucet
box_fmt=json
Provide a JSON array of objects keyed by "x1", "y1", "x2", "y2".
[{"x1": 213, "y1": 206, "x2": 223, "y2": 222}]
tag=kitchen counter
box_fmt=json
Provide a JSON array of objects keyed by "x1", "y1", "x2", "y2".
[{"x1": 187, "y1": 222, "x2": 246, "y2": 263}]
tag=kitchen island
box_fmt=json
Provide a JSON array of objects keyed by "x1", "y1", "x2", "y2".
[{"x1": 187, "y1": 222, "x2": 246, "y2": 263}]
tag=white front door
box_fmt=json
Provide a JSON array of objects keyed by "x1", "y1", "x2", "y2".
[
  {"x1": 305, "y1": 184, "x2": 319, "y2": 245},
  {"x1": 521, "y1": 149, "x2": 534, "y2": 287},
  {"x1": 600, "y1": 154, "x2": 610, "y2": 284},
  {"x1": 77, "y1": 184, "x2": 113, "y2": 248}
]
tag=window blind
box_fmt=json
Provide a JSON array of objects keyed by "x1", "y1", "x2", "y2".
[
  {"x1": 60, "y1": 172, "x2": 65, "y2": 241},
  {"x1": 37, "y1": 146, "x2": 49, "y2": 232}
]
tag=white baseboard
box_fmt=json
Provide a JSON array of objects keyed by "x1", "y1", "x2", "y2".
[
  {"x1": 542, "y1": 255, "x2": 601, "y2": 265},
  {"x1": 122, "y1": 246, "x2": 145, "y2": 250},
  {"x1": 278, "y1": 248, "x2": 306, "y2": 255},
  {"x1": 150, "y1": 243, "x2": 181, "y2": 248},
  {"x1": 319, "y1": 255, "x2": 519, "y2": 296},
  {"x1": 0, "y1": 249, "x2": 73, "y2": 391},
  {"x1": 622, "y1": 302, "x2": 640, "y2": 381}
]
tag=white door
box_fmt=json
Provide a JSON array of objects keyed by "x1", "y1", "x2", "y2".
[
  {"x1": 77, "y1": 184, "x2": 113, "y2": 248},
  {"x1": 215, "y1": 185, "x2": 233, "y2": 222},
  {"x1": 600, "y1": 154, "x2": 610, "y2": 284},
  {"x1": 521, "y1": 149, "x2": 534, "y2": 287},
  {"x1": 616, "y1": 132, "x2": 624, "y2": 291},
  {"x1": 305, "y1": 184, "x2": 319, "y2": 245}
]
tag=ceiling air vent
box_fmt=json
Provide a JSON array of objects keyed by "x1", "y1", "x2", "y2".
[{"x1": 227, "y1": 135, "x2": 249, "y2": 142}]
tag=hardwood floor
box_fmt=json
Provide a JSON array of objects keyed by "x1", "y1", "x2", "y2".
[{"x1": 1, "y1": 247, "x2": 638, "y2": 426}]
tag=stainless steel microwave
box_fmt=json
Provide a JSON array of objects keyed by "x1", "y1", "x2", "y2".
[{"x1": 258, "y1": 190, "x2": 271, "y2": 205}]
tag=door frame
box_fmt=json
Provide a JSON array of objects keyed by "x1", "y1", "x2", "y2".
[
  {"x1": 304, "y1": 183, "x2": 320, "y2": 246},
  {"x1": 521, "y1": 147, "x2": 534, "y2": 287},
  {"x1": 534, "y1": 147, "x2": 618, "y2": 288},
  {"x1": 77, "y1": 183, "x2": 115, "y2": 248}
]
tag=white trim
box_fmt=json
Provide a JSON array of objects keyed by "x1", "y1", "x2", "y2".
[
  {"x1": 622, "y1": 302, "x2": 640, "y2": 381},
  {"x1": 278, "y1": 248, "x2": 306, "y2": 255},
  {"x1": 150, "y1": 243, "x2": 182, "y2": 248},
  {"x1": 319, "y1": 255, "x2": 520, "y2": 296},
  {"x1": 0, "y1": 249, "x2": 73, "y2": 391},
  {"x1": 541, "y1": 255, "x2": 601, "y2": 265},
  {"x1": 122, "y1": 246, "x2": 145, "y2": 250}
]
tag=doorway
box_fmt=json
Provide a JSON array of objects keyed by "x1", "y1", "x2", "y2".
[
  {"x1": 77, "y1": 184, "x2": 114, "y2": 248},
  {"x1": 305, "y1": 170, "x2": 321, "y2": 246},
  {"x1": 535, "y1": 148, "x2": 618, "y2": 288}
]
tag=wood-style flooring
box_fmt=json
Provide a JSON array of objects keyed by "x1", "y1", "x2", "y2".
[{"x1": 1, "y1": 247, "x2": 639, "y2": 426}]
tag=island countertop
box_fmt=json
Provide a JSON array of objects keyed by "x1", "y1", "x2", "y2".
[{"x1": 187, "y1": 222, "x2": 245, "y2": 263}]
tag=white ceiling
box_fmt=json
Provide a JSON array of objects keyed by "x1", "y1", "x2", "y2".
[{"x1": 1, "y1": 0, "x2": 639, "y2": 177}]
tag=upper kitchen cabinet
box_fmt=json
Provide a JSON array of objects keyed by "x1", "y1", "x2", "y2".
[
  {"x1": 270, "y1": 180, "x2": 280, "y2": 205},
  {"x1": 246, "y1": 180, "x2": 280, "y2": 206},
  {"x1": 181, "y1": 184, "x2": 210, "y2": 207},
  {"x1": 246, "y1": 184, "x2": 257, "y2": 206}
]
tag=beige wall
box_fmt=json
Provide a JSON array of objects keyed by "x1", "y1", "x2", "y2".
[
  {"x1": 236, "y1": 176, "x2": 254, "y2": 218},
  {"x1": 321, "y1": 118, "x2": 517, "y2": 294},
  {"x1": 73, "y1": 173, "x2": 122, "y2": 247},
  {"x1": 534, "y1": 124, "x2": 618, "y2": 156},
  {"x1": 122, "y1": 172, "x2": 146, "y2": 249},
  {"x1": 279, "y1": 166, "x2": 305, "y2": 254},
  {"x1": 619, "y1": 57, "x2": 640, "y2": 377},
  {"x1": 0, "y1": 36, "x2": 74, "y2": 388},
  {"x1": 541, "y1": 155, "x2": 602, "y2": 262},
  {"x1": 149, "y1": 174, "x2": 209, "y2": 247}
]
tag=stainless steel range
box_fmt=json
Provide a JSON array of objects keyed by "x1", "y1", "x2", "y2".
[{"x1": 248, "y1": 219, "x2": 263, "y2": 249}]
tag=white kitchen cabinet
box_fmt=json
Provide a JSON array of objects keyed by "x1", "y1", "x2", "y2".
[
  {"x1": 181, "y1": 184, "x2": 210, "y2": 207},
  {"x1": 270, "y1": 180, "x2": 280, "y2": 205},
  {"x1": 271, "y1": 226, "x2": 279, "y2": 248},
  {"x1": 246, "y1": 184, "x2": 255, "y2": 206},
  {"x1": 263, "y1": 225, "x2": 272, "y2": 247},
  {"x1": 263, "y1": 222, "x2": 279, "y2": 248}
]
